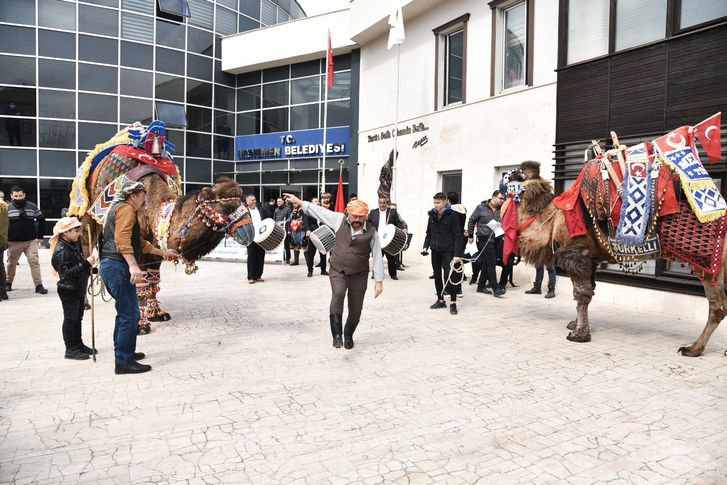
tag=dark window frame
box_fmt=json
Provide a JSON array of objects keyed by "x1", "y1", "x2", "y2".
[
  {"x1": 157, "y1": 0, "x2": 190, "y2": 22},
  {"x1": 433, "y1": 13, "x2": 470, "y2": 110},
  {"x1": 489, "y1": 0, "x2": 534, "y2": 95}
]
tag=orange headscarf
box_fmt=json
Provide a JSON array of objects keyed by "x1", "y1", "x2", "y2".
[{"x1": 346, "y1": 199, "x2": 369, "y2": 217}]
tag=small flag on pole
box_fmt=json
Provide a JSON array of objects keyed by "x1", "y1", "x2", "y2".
[
  {"x1": 327, "y1": 30, "x2": 335, "y2": 88},
  {"x1": 692, "y1": 112, "x2": 722, "y2": 164},
  {"x1": 334, "y1": 167, "x2": 345, "y2": 212},
  {"x1": 387, "y1": 3, "x2": 405, "y2": 50}
]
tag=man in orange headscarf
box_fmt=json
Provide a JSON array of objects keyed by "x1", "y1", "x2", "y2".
[{"x1": 284, "y1": 193, "x2": 384, "y2": 350}]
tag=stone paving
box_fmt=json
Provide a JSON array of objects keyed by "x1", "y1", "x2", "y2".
[{"x1": 0, "y1": 250, "x2": 726, "y2": 484}]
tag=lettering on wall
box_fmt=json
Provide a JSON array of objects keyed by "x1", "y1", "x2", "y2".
[{"x1": 367, "y1": 122, "x2": 430, "y2": 143}]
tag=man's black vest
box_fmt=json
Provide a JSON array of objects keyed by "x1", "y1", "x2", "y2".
[
  {"x1": 102, "y1": 201, "x2": 142, "y2": 264},
  {"x1": 329, "y1": 221, "x2": 375, "y2": 275}
]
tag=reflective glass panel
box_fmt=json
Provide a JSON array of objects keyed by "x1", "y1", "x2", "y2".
[
  {"x1": 155, "y1": 101, "x2": 187, "y2": 128},
  {"x1": 78, "y1": 122, "x2": 117, "y2": 149},
  {"x1": 0, "y1": 153, "x2": 37, "y2": 179},
  {"x1": 156, "y1": 19, "x2": 186, "y2": 49},
  {"x1": 616, "y1": 0, "x2": 667, "y2": 51},
  {"x1": 156, "y1": 47, "x2": 185, "y2": 75},
  {"x1": 187, "y1": 105, "x2": 211, "y2": 131},
  {"x1": 120, "y1": 97, "x2": 153, "y2": 124},
  {"x1": 79, "y1": 35, "x2": 118, "y2": 64},
  {"x1": 333, "y1": 53, "x2": 351, "y2": 71},
  {"x1": 0, "y1": 87, "x2": 36, "y2": 117},
  {"x1": 568, "y1": 0, "x2": 609, "y2": 64},
  {"x1": 188, "y1": 0, "x2": 213, "y2": 29},
  {"x1": 122, "y1": 0, "x2": 155, "y2": 15},
  {"x1": 120, "y1": 69, "x2": 154, "y2": 98},
  {"x1": 239, "y1": 0, "x2": 260, "y2": 18},
  {"x1": 186, "y1": 80, "x2": 213, "y2": 106},
  {"x1": 0, "y1": 118, "x2": 35, "y2": 147},
  {"x1": 185, "y1": 158, "x2": 211, "y2": 182},
  {"x1": 324, "y1": 100, "x2": 349, "y2": 128},
  {"x1": 122, "y1": 13, "x2": 154, "y2": 43},
  {"x1": 329, "y1": 71, "x2": 350, "y2": 100},
  {"x1": 214, "y1": 136, "x2": 233, "y2": 160},
  {"x1": 155, "y1": 74, "x2": 184, "y2": 102},
  {"x1": 261, "y1": 0, "x2": 276, "y2": 25},
  {"x1": 78, "y1": 93, "x2": 118, "y2": 122},
  {"x1": 214, "y1": 85, "x2": 235, "y2": 111},
  {"x1": 38, "y1": 90, "x2": 76, "y2": 119},
  {"x1": 40, "y1": 179, "x2": 74, "y2": 219},
  {"x1": 681, "y1": 0, "x2": 727, "y2": 28},
  {"x1": 503, "y1": 3, "x2": 526, "y2": 90},
  {"x1": 292, "y1": 60, "x2": 320, "y2": 78},
  {"x1": 291, "y1": 76, "x2": 320, "y2": 105},
  {"x1": 445, "y1": 30, "x2": 464, "y2": 103},
  {"x1": 239, "y1": 70, "x2": 261, "y2": 86},
  {"x1": 166, "y1": 128, "x2": 184, "y2": 154},
  {"x1": 39, "y1": 30, "x2": 76, "y2": 60},
  {"x1": 215, "y1": 60, "x2": 236, "y2": 86},
  {"x1": 262, "y1": 107, "x2": 288, "y2": 133},
  {"x1": 158, "y1": 0, "x2": 190, "y2": 17},
  {"x1": 39, "y1": 120, "x2": 76, "y2": 149},
  {"x1": 121, "y1": 41, "x2": 153, "y2": 70},
  {"x1": 238, "y1": 86, "x2": 261, "y2": 111},
  {"x1": 188, "y1": 27, "x2": 213, "y2": 56},
  {"x1": 215, "y1": 6, "x2": 237, "y2": 36},
  {"x1": 290, "y1": 104, "x2": 318, "y2": 131},
  {"x1": 239, "y1": 14, "x2": 260, "y2": 32},
  {"x1": 263, "y1": 65, "x2": 289, "y2": 83},
  {"x1": 0, "y1": 56, "x2": 35, "y2": 87},
  {"x1": 0, "y1": 25, "x2": 35, "y2": 55},
  {"x1": 214, "y1": 111, "x2": 234, "y2": 135},
  {"x1": 217, "y1": 0, "x2": 236, "y2": 9},
  {"x1": 186, "y1": 132, "x2": 211, "y2": 158},
  {"x1": 78, "y1": 64, "x2": 118, "y2": 93},
  {"x1": 39, "y1": 59, "x2": 73, "y2": 89},
  {"x1": 187, "y1": 54, "x2": 213, "y2": 81},
  {"x1": 0, "y1": 0, "x2": 36, "y2": 25},
  {"x1": 79, "y1": 5, "x2": 119, "y2": 36},
  {"x1": 263, "y1": 81, "x2": 289, "y2": 108},
  {"x1": 84, "y1": 0, "x2": 119, "y2": 7},
  {"x1": 236, "y1": 112, "x2": 260, "y2": 135},
  {"x1": 39, "y1": 0, "x2": 76, "y2": 30},
  {"x1": 40, "y1": 151, "x2": 77, "y2": 178}
]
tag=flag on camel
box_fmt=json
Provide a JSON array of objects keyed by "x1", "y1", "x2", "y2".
[
  {"x1": 692, "y1": 112, "x2": 722, "y2": 164},
  {"x1": 334, "y1": 169, "x2": 345, "y2": 212},
  {"x1": 327, "y1": 30, "x2": 334, "y2": 88},
  {"x1": 387, "y1": 2, "x2": 405, "y2": 49}
]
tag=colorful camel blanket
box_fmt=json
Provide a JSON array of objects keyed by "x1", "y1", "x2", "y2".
[
  {"x1": 614, "y1": 142, "x2": 655, "y2": 246},
  {"x1": 88, "y1": 175, "x2": 130, "y2": 224}
]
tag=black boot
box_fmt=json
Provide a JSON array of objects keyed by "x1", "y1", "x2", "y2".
[
  {"x1": 343, "y1": 320, "x2": 358, "y2": 350},
  {"x1": 525, "y1": 283, "x2": 541, "y2": 294},
  {"x1": 329, "y1": 314, "x2": 343, "y2": 348},
  {"x1": 545, "y1": 283, "x2": 555, "y2": 299},
  {"x1": 0, "y1": 290, "x2": 8, "y2": 300},
  {"x1": 291, "y1": 251, "x2": 299, "y2": 266}
]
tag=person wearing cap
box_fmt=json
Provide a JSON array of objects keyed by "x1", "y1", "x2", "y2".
[
  {"x1": 283, "y1": 193, "x2": 384, "y2": 350},
  {"x1": 100, "y1": 182, "x2": 178, "y2": 374},
  {"x1": 50, "y1": 217, "x2": 97, "y2": 360}
]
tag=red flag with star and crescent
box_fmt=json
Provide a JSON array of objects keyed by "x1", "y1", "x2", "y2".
[{"x1": 692, "y1": 112, "x2": 722, "y2": 164}]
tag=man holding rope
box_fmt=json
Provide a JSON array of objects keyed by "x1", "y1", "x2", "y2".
[
  {"x1": 283, "y1": 193, "x2": 383, "y2": 350},
  {"x1": 424, "y1": 192, "x2": 465, "y2": 315},
  {"x1": 100, "y1": 182, "x2": 178, "y2": 374}
]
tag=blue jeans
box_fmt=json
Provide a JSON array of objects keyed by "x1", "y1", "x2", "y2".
[
  {"x1": 535, "y1": 265, "x2": 556, "y2": 287},
  {"x1": 100, "y1": 258, "x2": 139, "y2": 366}
]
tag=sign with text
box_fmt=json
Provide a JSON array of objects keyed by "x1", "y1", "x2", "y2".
[{"x1": 235, "y1": 127, "x2": 349, "y2": 161}]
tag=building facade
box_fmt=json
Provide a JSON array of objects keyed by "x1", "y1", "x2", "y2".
[{"x1": 0, "y1": 0, "x2": 305, "y2": 233}]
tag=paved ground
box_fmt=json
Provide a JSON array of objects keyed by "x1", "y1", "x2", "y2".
[{"x1": 1, "y1": 250, "x2": 726, "y2": 484}]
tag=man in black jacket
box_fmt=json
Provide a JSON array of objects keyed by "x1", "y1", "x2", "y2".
[
  {"x1": 368, "y1": 196, "x2": 406, "y2": 280},
  {"x1": 245, "y1": 194, "x2": 273, "y2": 284},
  {"x1": 5, "y1": 185, "x2": 47, "y2": 294},
  {"x1": 468, "y1": 190, "x2": 505, "y2": 297},
  {"x1": 424, "y1": 192, "x2": 465, "y2": 315},
  {"x1": 274, "y1": 197, "x2": 292, "y2": 263}
]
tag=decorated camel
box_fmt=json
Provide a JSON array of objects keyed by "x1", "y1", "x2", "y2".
[
  {"x1": 67, "y1": 121, "x2": 254, "y2": 333},
  {"x1": 503, "y1": 114, "x2": 726, "y2": 356}
]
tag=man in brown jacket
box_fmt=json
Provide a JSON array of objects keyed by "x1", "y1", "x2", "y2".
[
  {"x1": 0, "y1": 198, "x2": 8, "y2": 301},
  {"x1": 284, "y1": 193, "x2": 384, "y2": 350}
]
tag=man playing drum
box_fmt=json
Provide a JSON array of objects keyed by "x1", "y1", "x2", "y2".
[{"x1": 283, "y1": 193, "x2": 384, "y2": 350}]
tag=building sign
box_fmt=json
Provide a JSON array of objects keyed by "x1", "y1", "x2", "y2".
[
  {"x1": 367, "y1": 122, "x2": 429, "y2": 143},
  {"x1": 235, "y1": 127, "x2": 349, "y2": 161}
]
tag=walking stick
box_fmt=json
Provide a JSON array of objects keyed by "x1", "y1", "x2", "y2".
[{"x1": 86, "y1": 224, "x2": 96, "y2": 363}]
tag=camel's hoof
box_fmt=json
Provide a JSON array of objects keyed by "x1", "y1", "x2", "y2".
[
  {"x1": 677, "y1": 346, "x2": 702, "y2": 358},
  {"x1": 138, "y1": 324, "x2": 152, "y2": 336},
  {"x1": 566, "y1": 332, "x2": 591, "y2": 343},
  {"x1": 566, "y1": 320, "x2": 576, "y2": 331}
]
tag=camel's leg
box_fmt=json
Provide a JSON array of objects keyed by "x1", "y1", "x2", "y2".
[
  {"x1": 566, "y1": 277, "x2": 593, "y2": 342},
  {"x1": 145, "y1": 269, "x2": 172, "y2": 322},
  {"x1": 136, "y1": 283, "x2": 152, "y2": 335},
  {"x1": 567, "y1": 263, "x2": 596, "y2": 331},
  {"x1": 678, "y1": 278, "x2": 727, "y2": 357}
]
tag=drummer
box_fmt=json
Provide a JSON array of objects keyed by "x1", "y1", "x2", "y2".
[{"x1": 283, "y1": 193, "x2": 384, "y2": 350}]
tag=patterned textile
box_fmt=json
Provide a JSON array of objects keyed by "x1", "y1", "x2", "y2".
[
  {"x1": 91, "y1": 151, "x2": 137, "y2": 195},
  {"x1": 615, "y1": 143, "x2": 654, "y2": 245},
  {"x1": 88, "y1": 175, "x2": 130, "y2": 223},
  {"x1": 112, "y1": 144, "x2": 178, "y2": 176},
  {"x1": 660, "y1": 201, "x2": 727, "y2": 283},
  {"x1": 156, "y1": 202, "x2": 175, "y2": 252},
  {"x1": 562, "y1": 202, "x2": 588, "y2": 238},
  {"x1": 579, "y1": 160, "x2": 621, "y2": 225}
]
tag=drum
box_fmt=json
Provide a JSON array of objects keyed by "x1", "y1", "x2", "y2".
[
  {"x1": 309, "y1": 225, "x2": 336, "y2": 254},
  {"x1": 253, "y1": 218, "x2": 285, "y2": 251},
  {"x1": 379, "y1": 224, "x2": 407, "y2": 256}
]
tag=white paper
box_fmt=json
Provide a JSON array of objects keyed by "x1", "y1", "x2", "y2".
[{"x1": 487, "y1": 219, "x2": 505, "y2": 237}]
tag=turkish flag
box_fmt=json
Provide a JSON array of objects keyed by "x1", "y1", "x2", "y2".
[
  {"x1": 334, "y1": 171, "x2": 345, "y2": 212},
  {"x1": 693, "y1": 112, "x2": 722, "y2": 164},
  {"x1": 327, "y1": 31, "x2": 335, "y2": 89}
]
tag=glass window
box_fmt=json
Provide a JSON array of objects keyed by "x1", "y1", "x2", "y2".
[
  {"x1": 158, "y1": 0, "x2": 190, "y2": 17},
  {"x1": 567, "y1": 0, "x2": 609, "y2": 64},
  {"x1": 263, "y1": 81, "x2": 289, "y2": 108},
  {"x1": 213, "y1": 161, "x2": 235, "y2": 178},
  {"x1": 121, "y1": 97, "x2": 153, "y2": 124},
  {"x1": 78, "y1": 122, "x2": 117, "y2": 149},
  {"x1": 214, "y1": 136, "x2": 233, "y2": 160},
  {"x1": 39, "y1": 30, "x2": 76, "y2": 60},
  {"x1": 325, "y1": 100, "x2": 349, "y2": 128},
  {"x1": 40, "y1": 151, "x2": 77, "y2": 178},
  {"x1": 214, "y1": 85, "x2": 235, "y2": 111},
  {"x1": 186, "y1": 80, "x2": 213, "y2": 106},
  {"x1": 39, "y1": 59, "x2": 73, "y2": 89},
  {"x1": 0, "y1": 25, "x2": 36, "y2": 56},
  {"x1": 292, "y1": 60, "x2": 320, "y2": 78},
  {"x1": 186, "y1": 132, "x2": 211, "y2": 157},
  {"x1": 166, "y1": 128, "x2": 184, "y2": 154},
  {"x1": 122, "y1": 13, "x2": 154, "y2": 43},
  {"x1": 155, "y1": 101, "x2": 187, "y2": 128},
  {"x1": 291, "y1": 104, "x2": 319, "y2": 131},
  {"x1": 79, "y1": 5, "x2": 119, "y2": 36},
  {"x1": 156, "y1": 47, "x2": 185, "y2": 75},
  {"x1": 218, "y1": 0, "x2": 236, "y2": 9},
  {"x1": 187, "y1": 54, "x2": 213, "y2": 81},
  {"x1": 188, "y1": 0, "x2": 214, "y2": 29},
  {"x1": 0, "y1": 118, "x2": 35, "y2": 147},
  {"x1": 215, "y1": 60, "x2": 236, "y2": 86},
  {"x1": 503, "y1": 3, "x2": 526, "y2": 90},
  {"x1": 85, "y1": 0, "x2": 119, "y2": 7},
  {"x1": 262, "y1": 107, "x2": 288, "y2": 133},
  {"x1": 444, "y1": 29, "x2": 464, "y2": 104},
  {"x1": 238, "y1": 86, "x2": 261, "y2": 111},
  {"x1": 0, "y1": 0, "x2": 36, "y2": 25},
  {"x1": 239, "y1": 14, "x2": 260, "y2": 33},
  {"x1": 187, "y1": 106, "x2": 212, "y2": 131},
  {"x1": 214, "y1": 111, "x2": 234, "y2": 135},
  {"x1": 40, "y1": 179, "x2": 74, "y2": 219},
  {"x1": 0, "y1": 150, "x2": 37, "y2": 176},
  {"x1": 157, "y1": 19, "x2": 186, "y2": 49},
  {"x1": 681, "y1": 0, "x2": 727, "y2": 28},
  {"x1": 239, "y1": 0, "x2": 260, "y2": 18},
  {"x1": 0, "y1": 56, "x2": 34, "y2": 87},
  {"x1": 120, "y1": 69, "x2": 154, "y2": 98},
  {"x1": 39, "y1": 0, "x2": 76, "y2": 30},
  {"x1": 78, "y1": 64, "x2": 118, "y2": 93},
  {"x1": 122, "y1": 0, "x2": 155, "y2": 15},
  {"x1": 261, "y1": 0, "x2": 276, "y2": 25},
  {"x1": 333, "y1": 53, "x2": 351, "y2": 71},
  {"x1": 291, "y1": 76, "x2": 320, "y2": 105},
  {"x1": 329, "y1": 71, "x2": 350, "y2": 100},
  {"x1": 216, "y1": 6, "x2": 237, "y2": 36},
  {"x1": 38, "y1": 90, "x2": 76, "y2": 119},
  {"x1": 155, "y1": 74, "x2": 185, "y2": 102},
  {"x1": 237, "y1": 112, "x2": 260, "y2": 135},
  {"x1": 0, "y1": 87, "x2": 36, "y2": 117},
  {"x1": 263, "y1": 65, "x2": 289, "y2": 83},
  {"x1": 78, "y1": 93, "x2": 118, "y2": 122},
  {"x1": 238, "y1": 70, "x2": 261, "y2": 87},
  {"x1": 188, "y1": 27, "x2": 214, "y2": 56},
  {"x1": 39, "y1": 120, "x2": 76, "y2": 149},
  {"x1": 121, "y1": 41, "x2": 153, "y2": 70},
  {"x1": 616, "y1": 0, "x2": 667, "y2": 51},
  {"x1": 185, "y1": 158, "x2": 211, "y2": 182},
  {"x1": 79, "y1": 35, "x2": 118, "y2": 65}
]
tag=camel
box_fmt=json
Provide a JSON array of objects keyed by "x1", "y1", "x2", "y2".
[{"x1": 510, "y1": 159, "x2": 726, "y2": 357}]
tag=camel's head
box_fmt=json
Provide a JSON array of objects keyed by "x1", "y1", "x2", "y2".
[{"x1": 509, "y1": 161, "x2": 553, "y2": 215}]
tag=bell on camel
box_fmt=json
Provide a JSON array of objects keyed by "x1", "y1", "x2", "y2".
[{"x1": 151, "y1": 135, "x2": 162, "y2": 156}]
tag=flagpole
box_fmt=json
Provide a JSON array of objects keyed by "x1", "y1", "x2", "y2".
[
  {"x1": 321, "y1": 30, "x2": 330, "y2": 197},
  {"x1": 392, "y1": 42, "x2": 401, "y2": 204}
]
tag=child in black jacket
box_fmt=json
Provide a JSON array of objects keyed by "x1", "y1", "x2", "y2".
[{"x1": 50, "y1": 217, "x2": 96, "y2": 360}]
